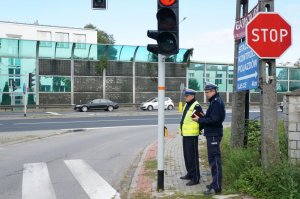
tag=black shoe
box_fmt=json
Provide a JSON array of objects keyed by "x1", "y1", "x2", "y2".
[
  {"x1": 186, "y1": 180, "x2": 199, "y2": 186},
  {"x1": 204, "y1": 188, "x2": 222, "y2": 195},
  {"x1": 180, "y1": 175, "x2": 191, "y2": 180},
  {"x1": 206, "y1": 184, "x2": 211, "y2": 189}
]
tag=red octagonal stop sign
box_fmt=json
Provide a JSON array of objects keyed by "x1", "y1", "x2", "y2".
[{"x1": 246, "y1": 12, "x2": 292, "y2": 59}]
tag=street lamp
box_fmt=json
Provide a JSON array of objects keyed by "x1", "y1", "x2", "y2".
[{"x1": 179, "y1": 17, "x2": 187, "y2": 24}]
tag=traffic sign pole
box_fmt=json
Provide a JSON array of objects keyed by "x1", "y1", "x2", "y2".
[{"x1": 23, "y1": 83, "x2": 27, "y2": 117}]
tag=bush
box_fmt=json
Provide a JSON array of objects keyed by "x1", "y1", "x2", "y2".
[
  {"x1": 236, "y1": 163, "x2": 300, "y2": 199},
  {"x1": 222, "y1": 121, "x2": 300, "y2": 198}
]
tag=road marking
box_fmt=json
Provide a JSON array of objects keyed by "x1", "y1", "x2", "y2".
[
  {"x1": 61, "y1": 124, "x2": 158, "y2": 131},
  {"x1": 45, "y1": 112, "x2": 63, "y2": 116},
  {"x1": 22, "y1": 162, "x2": 57, "y2": 199},
  {"x1": 64, "y1": 159, "x2": 120, "y2": 199},
  {"x1": 14, "y1": 117, "x2": 180, "y2": 125}
]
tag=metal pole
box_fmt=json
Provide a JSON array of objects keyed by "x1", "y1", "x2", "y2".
[
  {"x1": 10, "y1": 80, "x2": 13, "y2": 111},
  {"x1": 157, "y1": 54, "x2": 165, "y2": 191},
  {"x1": 23, "y1": 92, "x2": 27, "y2": 117}
]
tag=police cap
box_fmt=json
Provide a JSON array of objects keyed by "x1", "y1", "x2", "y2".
[
  {"x1": 204, "y1": 82, "x2": 218, "y2": 91},
  {"x1": 185, "y1": 88, "x2": 197, "y2": 95}
]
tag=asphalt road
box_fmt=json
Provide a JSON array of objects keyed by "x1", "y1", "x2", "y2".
[
  {"x1": 0, "y1": 124, "x2": 180, "y2": 199},
  {"x1": 0, "y1": 110, "x2": 279, "y2": 133}
]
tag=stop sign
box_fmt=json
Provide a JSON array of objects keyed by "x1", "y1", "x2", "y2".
[{"x1": 246, "y1": 12, "x2": 292, "y2": 59}]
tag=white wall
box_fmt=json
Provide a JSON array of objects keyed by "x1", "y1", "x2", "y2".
[{"x1": 0, "y1": 21, "x2": 97, "y2": 44}]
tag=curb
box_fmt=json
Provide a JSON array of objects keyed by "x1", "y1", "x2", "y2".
[{"x1": 128, "y1": 142, "x2": 156, "y2": 198}]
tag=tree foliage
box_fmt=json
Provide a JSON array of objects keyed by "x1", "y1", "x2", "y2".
[
  {"x1": 188, "y1": 78, "x2": 200, "y2": 91},
  {"x1": 84, "y1": 24, "x2": 115, "y2": 44},
  {"x1": 1, "y1": 82, "x2": 11, "y2": 105}
]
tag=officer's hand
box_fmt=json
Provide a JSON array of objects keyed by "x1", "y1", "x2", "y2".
[{"x1": 192, "y1": 115, "x2": 199, "y2": 121}]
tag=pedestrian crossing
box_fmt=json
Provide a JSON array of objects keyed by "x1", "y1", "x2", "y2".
[{"x1": 22, "y1": 159, "x2": 120, "y2": 199}]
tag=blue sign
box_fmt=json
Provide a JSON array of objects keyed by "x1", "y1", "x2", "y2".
[
  {"x1": 237, "y1": 41, "x2": 259, "y2": 91},
  {"x1": 23, "y1": 83, "x2": 26, "y2": 94}
]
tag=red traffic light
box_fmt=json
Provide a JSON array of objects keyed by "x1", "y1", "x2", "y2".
[{"x1": 160, "y1": 0, "x2": 176, "y2": 6}]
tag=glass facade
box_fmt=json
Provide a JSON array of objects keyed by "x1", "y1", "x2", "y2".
[
  {"x1": 0, "y1": 38, "x2": 191, "y2": 106},
  {"x1": 1, "y1": 37, "x2": 300, "y2": 106},
  {"x1": 188, "y1": 61, "x2": 300, "y2": 93}
]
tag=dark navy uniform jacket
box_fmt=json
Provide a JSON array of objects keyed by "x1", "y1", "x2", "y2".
[{"x1": 198, "y1": 93, "x2": 225, "y2": 137}]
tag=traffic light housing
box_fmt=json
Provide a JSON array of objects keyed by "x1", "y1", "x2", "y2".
[
  {"x1": 92, "y1": 0, "x2": 107, "y2": 9},
  {"x1": 147, "y1": 0, "x2": 179, "y2": 56},
  {"x1": 28, "y1": 73, "x2": 35, "y2": 89}
]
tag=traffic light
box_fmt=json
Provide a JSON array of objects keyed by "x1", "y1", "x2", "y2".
[
  {"x1": 28, "y1": 73, "x2": 35, "y2": 89},
  {"x1": 92, "y1": 0, "x2": 106, "y2": 9},
  {"x1": 147, "y1": 0, "x2": 179, "y2": 56}
]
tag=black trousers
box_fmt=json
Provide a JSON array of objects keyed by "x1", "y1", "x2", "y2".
[
  {"x1": 206, "y1": 136, "x2": 222, "y2": 191},
  {"x1": 182, "y1": 136, "x2": 200, "y2": 182}
]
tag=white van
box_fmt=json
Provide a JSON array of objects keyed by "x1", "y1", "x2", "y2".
[{"x1": 140, "y1": 97, "x2": 174, "y2": 111}]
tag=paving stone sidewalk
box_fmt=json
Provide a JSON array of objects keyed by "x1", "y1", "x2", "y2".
[{"x1": 129, "y1": 125, "x2": 211, "y2": 198}]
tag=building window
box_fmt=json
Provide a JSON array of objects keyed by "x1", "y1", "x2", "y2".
[
  {"x1": 215, "y1": 74, "x2": 222, "y2": 85},
  {"x1": 228, "y1": 74, "x2": 233, "y2": 84},
  {"x1": 55, "y1": 32, "x2": 69, "y2": 48},
  {"x1": 206, "y1": 73, "x2": 210, "y2": 83},
  {"x1": 188, "y1": 73, "x2": 194, "y2": 78},
  {"x1": 73, "y1": 34, "x2": 86, "y2": 49},
  {"x1": 38, "y1": 31, "x2": 52, "y2": 47}
]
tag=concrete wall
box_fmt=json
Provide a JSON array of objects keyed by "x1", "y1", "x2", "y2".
[
  {"x1": 38, "y1": 60, "x2": 187, "y2": 105},
  {"x1": 283, "y1": 90, "x2": 300, "y2": 166}
]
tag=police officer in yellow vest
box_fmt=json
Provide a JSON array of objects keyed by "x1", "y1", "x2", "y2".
[{"x1": 180, "y1": 88, "x2": 204, "y2": 186}]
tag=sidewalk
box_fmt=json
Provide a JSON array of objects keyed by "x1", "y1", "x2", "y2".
[
  {"x1": 129, "y1": 123, "x2": 240, "y2": 199},
  {"x1": 128, "y1": 124, "x2": 208, "y2": 197}
]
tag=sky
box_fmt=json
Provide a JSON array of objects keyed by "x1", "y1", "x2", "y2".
[{"x1": 0, "y1": 0, "x2": 299, "y2": 64}]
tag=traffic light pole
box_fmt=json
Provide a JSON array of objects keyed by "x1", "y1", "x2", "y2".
[{"x1": 157, "y1": 54, "x2": 165, "y2": 191}]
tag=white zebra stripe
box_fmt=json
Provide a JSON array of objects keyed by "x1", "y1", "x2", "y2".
[
  {"x1": 22, "y1": 162, "x2": 57, "y2": 199},
  {"x1": 64, "y1": 159, "x2": 120, "y2": 199}
]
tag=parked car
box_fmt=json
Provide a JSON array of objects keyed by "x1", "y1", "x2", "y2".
[
  {"x1": 74, "y1": 99, "x2": 119, "y2": 112},
  {"x1": 140, "y1": 97, "x2": 174, "y2": 111}
]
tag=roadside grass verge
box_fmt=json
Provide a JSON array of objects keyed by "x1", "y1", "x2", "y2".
[{"x1": 222, "y1": 120, "x2": 300, "y2": 199}]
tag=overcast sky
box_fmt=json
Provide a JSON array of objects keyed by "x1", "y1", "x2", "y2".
[{"x1": 0, "y1": 0, "x2": 299, "y2": 64}]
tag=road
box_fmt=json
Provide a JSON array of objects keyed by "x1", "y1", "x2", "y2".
[
  {"x1": 0, "y1": 123, "x2": 178, "y2": 199},
  {"x1": 0, "y1": 110, "x2": 280, "y2": 132},
  {"x1": 0, "y1": 110, "x2": 283, "y2": 199}
]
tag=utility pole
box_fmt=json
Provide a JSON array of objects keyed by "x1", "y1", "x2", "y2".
[
  {"x1": 231, "y1": 0, "x2": 248, "y2": 148},
  {"x1": 258, "y1": 0, "x2": 280, "y2": 166}
]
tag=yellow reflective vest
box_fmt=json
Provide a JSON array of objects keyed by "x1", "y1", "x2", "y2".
[{"x1": 181, "y1": 101, "x2": 200, "y2": 136}]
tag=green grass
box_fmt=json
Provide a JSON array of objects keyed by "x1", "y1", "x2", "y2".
[
  {"x1": 145, "y1": 159, "x2": 157, "y2": 179},
  {"x1": 222, "y1": 120, "x2": 300, "y2": 199}
]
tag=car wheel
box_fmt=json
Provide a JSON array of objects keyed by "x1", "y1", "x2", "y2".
[
  {"x1": 81, "y1": 106, "x2": 88, "y2": 112},
  {"x1": 168, "y1": 105, "x2": 174, "y2": 110},
  {"x1": 147, "y1": 105, "x2": 153, "y2": 111},
  {"x1": 107, "y1": 106, "x2": 114, "y2": 112}
]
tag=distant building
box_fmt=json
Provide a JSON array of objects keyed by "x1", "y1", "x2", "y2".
[
  {"x1": 0, "y1": 21, "x2": 189, "y2": 107},
  {"x1": 0, "y1": 21, "x2": 97, "y2": 44}
]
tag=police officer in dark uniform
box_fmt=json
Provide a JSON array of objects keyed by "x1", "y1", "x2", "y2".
[
  {"x1": 180, "y1": 88, "x2": 204, "y2": 186},
  {"x1": 192, "y1": 82, "x2": 225, "y2": 195}
]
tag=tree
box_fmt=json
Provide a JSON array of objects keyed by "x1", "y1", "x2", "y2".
[
  {"x1": 84, "y1": 24, "x2": 115, "y2": 44},
  {"x1": 1, "y1": 82, "x2": 11, "y2": 105},
  {"x1": 188, "y1": 79, "x2": 200, "y2": 91}
]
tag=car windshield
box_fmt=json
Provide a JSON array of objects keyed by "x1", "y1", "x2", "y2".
[{"x1": 146, "y1": 97, "x2": 155, "y2": 102}]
